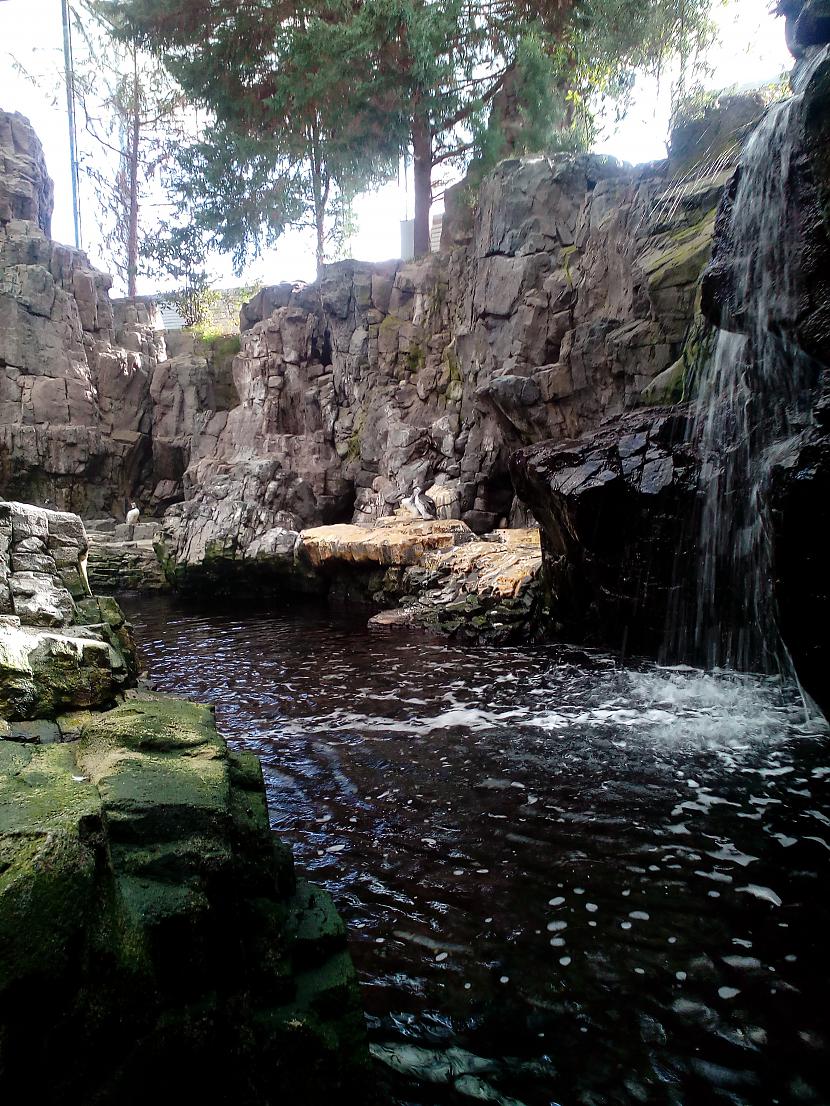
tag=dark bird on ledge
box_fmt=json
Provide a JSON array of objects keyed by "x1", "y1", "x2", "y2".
[{"x1": 413, "y1": 485, "x2": 437, "y2": 520}]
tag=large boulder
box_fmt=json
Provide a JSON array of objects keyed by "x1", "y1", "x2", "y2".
[
  {"x1": 0, "y1": 694, "x2": 368, "y2": 1103},
  {"x1": 511, "y1": 410, "x2": 699, "y2": 654}
]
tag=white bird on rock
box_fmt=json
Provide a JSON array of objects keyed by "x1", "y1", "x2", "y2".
[
  {"x1": 126, "y1": 501, "x2": 140, "y2": 527},
  {"x1": 400, "y1": 492, "x2": 418, "y2": 517},
  {"x1": 412, "y1": 485, "x2": 437, "y2": 520}
]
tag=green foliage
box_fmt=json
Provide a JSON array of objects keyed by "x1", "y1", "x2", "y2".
[
  {"x1": 143, "y1": 221, "x2": 218, "y2": 328},
  {"x1": 103, "y1": 0, "x2": 401, "y2": 272},
  {"x1": 107, "y1": 0, "x2": 719, "y2": 257}
]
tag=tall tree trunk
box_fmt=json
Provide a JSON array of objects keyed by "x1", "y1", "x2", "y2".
[
  {"x1": 412, "y1": 110, "x2": 432, "y2": 257},
  {"x1": 127, "y1": 48, "x2": 140, "y2": 298},
  {"x1": 308, "y1": 120, "x2": 331, "y2": 277}
]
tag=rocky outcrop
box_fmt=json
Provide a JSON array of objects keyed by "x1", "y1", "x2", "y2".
[
  {"x1": 0, "y1": 112, "x2": 237, "y2": 518},
  {"x1": 511, "y1": 410, "x2": 698, "y2": 654},
  {"x1": 1, "y1": 500, "x2": 369, "y2": 1100},
  {"x1": 2, "y1": 101, "x2": 760, "y2": 583},
  {"x1": 0, "y1": 111, "x2": 52, "y2": 233},
  {"x1": 0, "y1": 693, "x2": 368, "y2": 1103},
  {"x1": 780, "y1": 0, "x2": 830, "y2": 55},
  {"x1": 511, "y1": 32, "x2": 830, "y2": 705},
  {"x1": 371, "y1": 526, "x2": 543, "y2": 642},
  {"x1": 0, "y1": 110, "x2": 150, "y2": 516},
  {"x1": 85, "y1": 518, "x2": 170, "y2": 593},
  {"x1": 156, "y1": 100, "x2": 761, "y2": 578},
  {"x1": 0, "y1": 500, "x2": 136, "y2": 718},
  {"x1": 300, "y1": 517, "x2": 542, "y2": 642},
  {"x1": 300, "y1": 516, "x2": 475, "y2": 568}
]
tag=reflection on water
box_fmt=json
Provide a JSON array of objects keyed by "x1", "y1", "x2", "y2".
[{"x1": 122, "y1": 596, "x2": 830, "y2": 1106}]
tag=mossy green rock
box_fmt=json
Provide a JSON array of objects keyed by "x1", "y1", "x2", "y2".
[{"x1": 0, "y1": 695, "x2": 368, "y2": 1103}]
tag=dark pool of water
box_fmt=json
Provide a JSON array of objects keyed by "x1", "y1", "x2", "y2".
[{"x1": 121, "y1": 595, "x2": 830, "y2": 1106}]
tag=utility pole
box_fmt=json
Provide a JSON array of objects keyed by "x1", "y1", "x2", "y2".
[{"x1": 61, "y1": 0, "x2": 82, "y2": 249}]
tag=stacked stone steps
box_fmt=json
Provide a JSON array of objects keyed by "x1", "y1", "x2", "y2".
[{"x1": 85, "y1": 518, "x2": 170, "y2": 593}]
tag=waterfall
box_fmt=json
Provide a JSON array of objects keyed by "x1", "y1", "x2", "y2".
[{"x1": 668, "y1": 49, "x2": 828, "y2": 676}]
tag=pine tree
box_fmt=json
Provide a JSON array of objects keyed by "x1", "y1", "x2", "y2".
[
  {"x1": 102, "y1": 0, "x2": 402, "y2": 274},
  {"x1": 106, "y1": 0, "x2": 717, "y2": 260}
]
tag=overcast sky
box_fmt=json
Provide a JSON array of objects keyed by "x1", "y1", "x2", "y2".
[{"x1": 0, "y1": 0, "x2": 792, "y2": 293}]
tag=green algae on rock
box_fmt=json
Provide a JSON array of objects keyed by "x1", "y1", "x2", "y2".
[
  {"x1": 1, "y1": 500, "x2": 137, "y2": 719},
  {"x1": 1, "y1": 502, "x2": 369, "y2": 1101},
  {"x1": 0, "y1": 694, "x2": 369, "y2": 1103}
]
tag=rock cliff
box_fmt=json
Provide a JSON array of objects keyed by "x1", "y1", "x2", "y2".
[
  {"x1": 158, "y1": 103, "x2": 763, "y2": 585},
  {"x1": 0, "y1": 112, "x2": 235, "y2": 517},
  {"x1": 1, "y1": 101, "x2": 760, "y2": 584},
  {"x1": 513, "y1": 30, "x2": 830, "y2": 710}
]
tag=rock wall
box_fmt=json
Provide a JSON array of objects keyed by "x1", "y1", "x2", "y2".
[
  {"x1": 0, "y1": 111, "x2": 236, "y2": 518},
  {"x1": 0, "y1": 499, "x2": 136, "y2": 719},
  {"x1": 513, "y1": 33, "x2": 830, "y2": 710},
  {"x1": 160, "y1": 101, "x2": 764, "y2": 583},
  {"x1": 511, "y1": 408, "x2": 700, "y2": 656}
]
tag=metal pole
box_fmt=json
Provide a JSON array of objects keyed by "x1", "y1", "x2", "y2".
[{"x1": 61, "y1": 0, "x2": 82, "y2": 249}]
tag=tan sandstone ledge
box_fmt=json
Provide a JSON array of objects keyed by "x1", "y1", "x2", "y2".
[
  {"x1": 298, "y1": 516, "x2": 476, "y2": 568},
  {"x1": 296, "y1": 516, "x2": 542, "y2": 640}
]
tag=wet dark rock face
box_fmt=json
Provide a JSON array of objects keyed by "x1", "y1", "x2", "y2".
[
  {"x1": 511, "y1": 409, "x2": 699, "y2": 656},
  {"x1": 701, "y1": 41, "x2": 830, "y2": 709},
  {"x1": 513, "y1": 34, "x2": 830, "y2": 709},
  {"x1": 769, "y1": 381, "x2": 830, "y2": 714}
]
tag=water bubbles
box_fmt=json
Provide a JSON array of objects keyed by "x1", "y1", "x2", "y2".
[{"x1": 127, "y1": 598, "x2": 830, "y2": 1106}]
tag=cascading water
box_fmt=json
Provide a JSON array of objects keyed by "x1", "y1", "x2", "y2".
[{"x1": 668, "y1": 48, "x2": 829, "y2": 677}]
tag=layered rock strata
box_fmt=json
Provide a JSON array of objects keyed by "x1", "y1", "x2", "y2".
[
  {"x1": 0, "y1": 499, "x2": 136, "y2": 718},
  {"x1": 0, "y1": 113, "x2": 237, "y2": 517},
  {"x1": 512, "y1": 32, "x2": 830, "y2": 705},
  {"x1": 511, "y1": 410, "x2": 698, "y2": 654},
  {"x1": 302, "y1": 517, "x2": 542, "y2": 643},
  {"x1": 85, "y1": 518, "x2": 170, "y2": 593},
  {"x1": 369, "y1": 527, "x2": 543, "y2": 643}
]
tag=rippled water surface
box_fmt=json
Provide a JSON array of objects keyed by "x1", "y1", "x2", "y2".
[{"x1": 122, "y1": 596, "x2": 830, "y2": 1106}]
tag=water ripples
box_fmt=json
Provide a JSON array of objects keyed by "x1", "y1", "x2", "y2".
[{"x1": 124, "y1": 596, "x2": 830, "y2": 1106}]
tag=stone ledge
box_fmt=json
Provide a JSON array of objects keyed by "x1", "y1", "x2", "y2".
[{"x1": 299, "y1": 517, "x2": 475, "y2": 569}]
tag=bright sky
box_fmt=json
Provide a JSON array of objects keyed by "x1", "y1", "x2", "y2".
[{"x1": 0, "y1": 0, "x2": 792, "y2": 293}]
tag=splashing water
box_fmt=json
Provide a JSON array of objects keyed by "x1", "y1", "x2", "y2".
[{"x1": 669, "y1": 50, "x2": 829, "y2": 676}]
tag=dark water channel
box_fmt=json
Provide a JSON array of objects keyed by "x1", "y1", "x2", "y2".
[{"x1": 122, "y1": 596, "x2": 830, "y2": 1106}]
